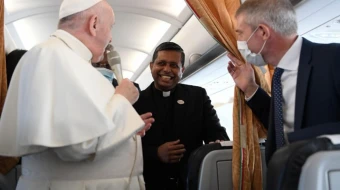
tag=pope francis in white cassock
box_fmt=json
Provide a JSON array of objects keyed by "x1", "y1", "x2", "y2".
[{"x1": 0, "y1": 0, "x2": 150, "y2": 189}]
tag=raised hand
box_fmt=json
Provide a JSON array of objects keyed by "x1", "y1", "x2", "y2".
[
  {"x1": 227, "y1": 53, "x2": 258, "y2": 98},
  {"x1": 137, "y1": 112, "x2": 154, "y2": 137}
]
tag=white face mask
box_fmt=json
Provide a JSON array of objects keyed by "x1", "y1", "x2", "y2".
[{"x1": 237, "y1": 27, "x2": 267, "y2": 67}]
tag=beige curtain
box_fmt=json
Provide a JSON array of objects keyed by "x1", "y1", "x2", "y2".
[
  {"x1": 185, "y1": 0, "x2": 270, "y2": 189},
  {"x1": 0, "y1": 0, "x2": 6, "y2": 114},
  {"x1": 0, "y1": 0, "x2": 20, "y2": 175},
  {"x1": 264, "y1": 65, "x2": 274, "y2": 89}
]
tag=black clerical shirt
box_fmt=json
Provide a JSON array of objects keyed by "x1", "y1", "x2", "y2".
[{"x1": 151, "y1": 85, "x2": 182, "y2": 186}]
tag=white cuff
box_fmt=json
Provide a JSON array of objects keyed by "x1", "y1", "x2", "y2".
[{"x1": 245, "y1": 86, "x2": 259, "y2": 101}]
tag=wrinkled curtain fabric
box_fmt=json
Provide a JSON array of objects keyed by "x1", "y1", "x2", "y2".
[
  {"x1": 0, "y1": 0, "x2": 6, "y2": 115},
  {"x1": 0, "y1": 0, "x2": 20, "y2": 175},
  {"x1": 185, "y1": 0, "x2": 270, "y2": 189}
]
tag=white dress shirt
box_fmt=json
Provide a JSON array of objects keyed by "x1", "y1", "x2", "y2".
[
  {"x1": 277, "y1": 36, "x2": 302, "y2": 136},
  {"x1": 247, "y1": 36, "x2": 303, "y2": 139}
]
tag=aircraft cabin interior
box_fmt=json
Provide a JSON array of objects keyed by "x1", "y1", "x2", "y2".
[{"x1": 2, "y1": 0, "x2": 340, "y2": 189}]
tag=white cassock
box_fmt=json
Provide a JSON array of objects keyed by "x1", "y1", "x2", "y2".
[{"x1": 0, "y1": 30, "x2": 145, "y2": 190}]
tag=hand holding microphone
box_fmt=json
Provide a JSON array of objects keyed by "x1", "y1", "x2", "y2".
[
  {"x1": 106, "y1": 44, "x2": 123, "y2": 84},
  {"x1": 115, "y1": 79, "x2": 139, "y2": 104},
  {"x1": 105, "y1": 44, "x2": 139, "y2": 104}
]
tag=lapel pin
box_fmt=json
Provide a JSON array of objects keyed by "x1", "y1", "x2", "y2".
[{"x1": 177, "y1": 100, "x2": 185, "y2": 105}]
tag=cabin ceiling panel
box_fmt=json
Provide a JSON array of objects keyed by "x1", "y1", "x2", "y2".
[
  {"x1": 135, "y1": 65, "x2": 154, "y2": 90},
  {"x1": 5, "y1": 0, "x2": 230, "y2": 84},
  {"x1": 171, "y1": 16, "x2": 218, "y2": 68},
  {"x1": 12, "y1": 12, "x2": 58, "y2": 50},
  {"x1": 5, "y1": 0, "x2": 62, "y2": 14},
  {"x1": 108, "y1": 0, "x2": 189, "y2": 18},
  {"x1": 5, "y1": 6, "x2": 59, "y2": 24},
  {"x1": 296, "y1": 0, "x2": 340, "y2": 43},
  {"x1": 303, "y1": 15, "x2": 340, "y2": 43},
  {"x1": 112, "y1": 13, "x2": 171, "y2": 53},
  {"x1": 114, "y1": 47, "x2": 148, "y2": 72},
  {"x1": 295, "y1": 0, "x2": 334, "y2": 22}
]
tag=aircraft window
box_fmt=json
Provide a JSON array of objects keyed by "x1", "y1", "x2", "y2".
[{"x1": 181, "y1": 54, "x2": 235, "y2": 140}]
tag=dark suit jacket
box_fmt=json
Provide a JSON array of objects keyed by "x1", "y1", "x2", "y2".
[
  {"x1": 133, "y1": 83, "x2": 229, "y2": 190},
  {"x1": 247, "y1": 38, "x2": 340, "y2": 164}
]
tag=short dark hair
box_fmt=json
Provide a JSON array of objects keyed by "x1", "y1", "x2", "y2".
[
  {"x1": 152, "y1": 42, "x2": 185, "y2": 67},
  {"x1": 6, "y1": 49, "x2": 27, "y2": 86}
]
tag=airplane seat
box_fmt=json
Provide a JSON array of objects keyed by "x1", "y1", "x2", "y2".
[
  {"x1": 0, "y1": 165, "x2": 21, "y2": 190},
  {"x1": 266, "y1": 137, "x2": 340, "y2": 190},
  {"x1": 0, "y1": 173, "x2": 9, "y2": 190},
  {"x1": 299, "y1": 149, "x2": 340, "y2": 190},
  {"x1": 187, "y1": 143, "x2": 232, "y2": 190},
  {"x1": 187, "y1": 142, "x2": 266, "y2": 190}
]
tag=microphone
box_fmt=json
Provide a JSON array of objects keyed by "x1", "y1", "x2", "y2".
[{"x1": 106, "y1": 44, "x2": 123, "y2": 84}]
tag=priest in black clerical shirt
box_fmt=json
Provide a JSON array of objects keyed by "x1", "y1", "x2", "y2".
[{"x1": 133, "y1": 42, "x2": 229, "y2": 190}]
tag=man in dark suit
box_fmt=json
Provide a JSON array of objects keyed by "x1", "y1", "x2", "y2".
[
  {"x1": 227, "y1": 0, "x2": 340, "y2": 164},
  {"x1": 133, "y1": 42, "x2": 229, "y2": 190}
]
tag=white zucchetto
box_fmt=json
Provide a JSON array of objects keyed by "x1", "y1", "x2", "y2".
[{"x1": 59, "y1": 0, "x2": 102, "y2": 19}]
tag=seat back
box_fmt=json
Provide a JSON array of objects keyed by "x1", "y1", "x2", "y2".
[
  {"x1": 0, "y1": 165, "x2": 21, "y2": 190},
  {"x1": 198, "y1": 149, "x2": 232, "y2": 190},
  {"x1": 187, "y1": 143, "x2": 266, "y2": 190},
  {"x1": 187, "y1": 143, "x2": 231, "y2": 190},
  {"x1": 0, "y1": 173, "x2": 9, "y2": 190},
  {"x1": 266, "y1": 138, "x2": 340, "y2": 190},
  {"x1": 299, "y1": 149, "x2": 340, "y2": 190}
]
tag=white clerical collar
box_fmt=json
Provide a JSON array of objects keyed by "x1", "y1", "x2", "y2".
[
  {"x1": 51, "y1": 30, "x2": 93, "y2": 63},
  {"x1": 163, "y1": 91, "x2": 170, "y2": 97}
]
